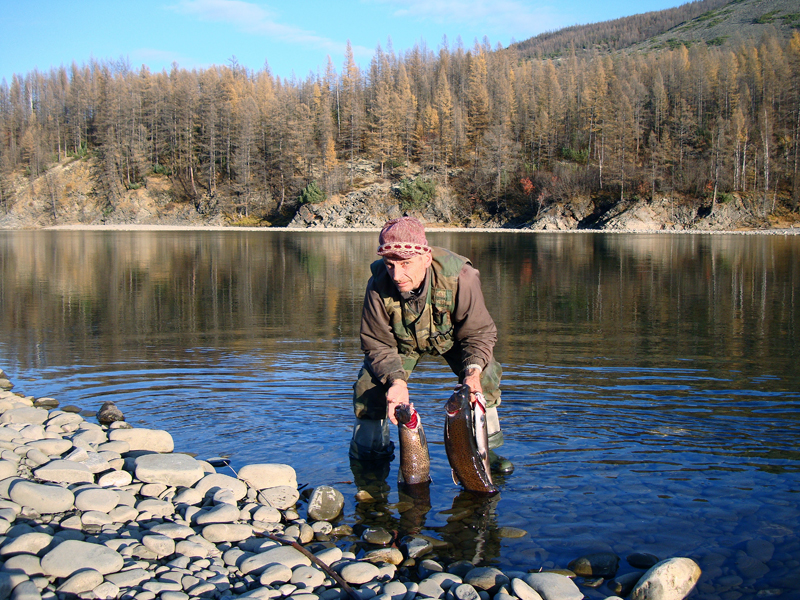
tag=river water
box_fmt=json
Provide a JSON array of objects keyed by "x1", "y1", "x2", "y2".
[{"x1": 1, "y1": 229, "x2": 798, "y2": 599}]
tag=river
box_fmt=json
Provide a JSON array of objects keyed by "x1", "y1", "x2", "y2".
[{"x1": 1, "y1": 229, "x2": 798, "y2": 599}]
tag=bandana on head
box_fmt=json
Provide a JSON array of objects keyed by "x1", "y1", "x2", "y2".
[{"x1": 377, "y1": 217, "x2": 431, "y2": 259}]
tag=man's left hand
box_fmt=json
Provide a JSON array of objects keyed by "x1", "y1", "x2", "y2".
[{"x1": 463, "y1": 367, "x2": 483, "y2": 402}]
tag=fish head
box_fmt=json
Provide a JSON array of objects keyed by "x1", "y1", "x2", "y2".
[
  {"x1": 445, "y1": 384, "x2": 471, "y2": 416},
  {"x1": 395, "y1": 403, "x2": 418, "y2": 428}
]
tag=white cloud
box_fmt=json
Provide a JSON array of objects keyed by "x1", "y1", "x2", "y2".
[{"x1": 170, "y1": 0, "x2": 365, "y2": 56}]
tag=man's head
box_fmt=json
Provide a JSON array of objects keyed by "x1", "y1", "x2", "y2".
[{"x1": 377, "y1": 217, "x2": 432, "y2": 292}]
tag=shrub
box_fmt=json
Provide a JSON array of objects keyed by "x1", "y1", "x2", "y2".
[
  {"x1": 152, "y1": 163, "x2": 169, "y2": 176},
  {"x1": 398, "y1": 177, "x2": 435, "y2": 210},
  {"x1": 298, "y1": 181, "x2": 326, "y2": 204}
]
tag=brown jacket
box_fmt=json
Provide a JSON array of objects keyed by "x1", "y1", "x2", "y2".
[{"x1": 360, "y1": 252, "x2": 497, "y2": 384}]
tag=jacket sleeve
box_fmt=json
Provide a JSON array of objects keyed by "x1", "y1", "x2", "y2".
[
  {"x1": 452, "y1": 263, "x2": 497, "y2": 372},
  {"x1": 360, "y1": 278, "x2": 408, "y2": 385}
]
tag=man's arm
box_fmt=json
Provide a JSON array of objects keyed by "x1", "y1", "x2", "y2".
[
  {"x1": 360, "y1": 280, "x2": 411, "y2": 423},
  {"x1": 452, "y1": 264, "x2": 497, "y2": 397}
]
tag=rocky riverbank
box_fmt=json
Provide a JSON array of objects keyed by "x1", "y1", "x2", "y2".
[{"x1": 0, "y1": 370, "x2": 701, "y2": 600}]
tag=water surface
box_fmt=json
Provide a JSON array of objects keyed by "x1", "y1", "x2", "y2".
[{"x1": 1, "y1": 230, "x2": 799, "y2": 599}]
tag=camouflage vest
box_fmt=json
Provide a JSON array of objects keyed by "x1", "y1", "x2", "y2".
[{"x1": 369, "y1": 247, "x2": 470, "y2": 357}]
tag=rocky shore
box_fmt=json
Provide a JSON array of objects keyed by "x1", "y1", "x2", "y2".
[{"x1": 0, "y1": 370, "x2": 702, "y2": 600}]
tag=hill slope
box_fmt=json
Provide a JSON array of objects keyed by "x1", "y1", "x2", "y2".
[{"x1": 511, "y1": 0, "x2": 798, "y2": 58}]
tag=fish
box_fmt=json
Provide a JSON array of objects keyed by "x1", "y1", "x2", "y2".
[
  {"x1": 395, "y1": 403, "x2": 431, "y2": 485},
  {"x1": 443, "y1": 385, "x2": 498, "y2": 495}
]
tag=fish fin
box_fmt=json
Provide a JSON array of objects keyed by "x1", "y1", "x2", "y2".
[{"x1": 451, "y1": 469, "x2": 460, "y2": 486}]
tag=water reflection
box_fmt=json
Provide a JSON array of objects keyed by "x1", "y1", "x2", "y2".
[{"x1": 1, "y1": 230, "x2": 800, "y2": 599}]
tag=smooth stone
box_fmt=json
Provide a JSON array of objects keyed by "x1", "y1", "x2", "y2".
[
  {"x1": 3, "y1": 553, "x2": 44, "y2": 576},
  {"x1": 173, "y1": 488, "x2": 204, "y2": 506},
  {"x1": 240, "y1": 546, "x2": 311, "y2": 575},
  {"x1": 149, "y1": 522, "x2": 196, "y2": 539},
  {"x1": 631, "y1": 558, "x2": 701, "y2": 600},
  {"x1": 426, "y1": 572, "x2": 462, "y2": 590},
  {"x1": 194, "y1": 473, "x2": 247, "y2": 500},
  {"x1": 450, "y1": 583, "x2": 479, "y2": 600},
  {"x1": 24, "y1": 439, "x2": 72, "y2": 456},
  {"x1": 0, "y1": 408, "x2": 49, "y2": 425},
  {"x1": 74, "y1": 487, "x2": 120, "y2": 513},
  {"x1": 161, "y1": 593, "x2": 188, "y2": 600},
  {"x1": 142, "y1": 581, "x2": 182, "y2": 593},
  {"x1": 746, "y1": 539, "x2": 775, "y2": 563},
  {"x1": 135, "y1": 453, "x2": 205, "y2": 487},
  {"x1": 79, "y1": 510, "x2": 115, "y2": 526},
  {"x1": 510, "y1": 579, "x2": 543, "y2": 600},
  {"x1": 40, "y1": 539, "x2": 124, "y2": 577},
  {"x1": 135, "y1": 498, "x2": 174, "y2": 517},
  {"x1": 497, "y1": 527, "x2": 527, "y2": 539},
  {"x1": 141, "y1": 534, "x2": 176, "y2": 557},
  {"x1": 212, "y1": 488, "x2": 237, "y2": 505},
  {"x1": 8, "y1": 481, "x2": 75, "y2": 514},
  {"x1": 363, "y1": 547, "x2": 404, "y2": 565},
  {"x1": 201, "y1": 523, "x2": 253, "y2": 543},
  {"x1": 362, "y1": 527, "x2": 393, "y2": 546},
  {"x1": 97, "y1": 470, "x2": 132, "y2": 487},
  {"x1": 608, "y1": 571, "x2": 645, "y2": 597},
  {"x1": 259, "y1": 563, "x2": 293, "y2": 586},
  {"x1": 96, "y1": 402, "x2": 124, "y2": 425},
  {"x1": 175, "y1": 539, "x2": 209, "y2": 558},
  {"x1": 257, "y1": 486, "x2": 299, "y2": 510},
  {"x1": 0, "y1": 532, "x2": 53, "y2": 556},
  {"x1": 238, "y1": 464, "x2": 297, "y2": 490},
  {"x1": 108, "y1": 505, "x2": 139, "y2": 523},
  {"x1": 10, "y1": 580, "x2": 40, "y2": 600},
  {"x1": 195, "y1": 503, "x2": 240, "y2": 524},
  {"x1": 307, "y1": 485, "x2": 344, "y2": 521},
  {"x1": 0, "y1": 461, "x2": 16, "y2": 480},
  {"x1": 522, "y1": 573, "x2": 583, "y2": 600},
  {"x1": 291, "y1": 565, "x2": 326, "y2": 588},
  {"x1": 108, "y1": 428, "x2": 174, "y2": 452},
  {"x1": 252, "y1": 505, "x2": 282, "y2": 523},
  {"x1": 33, "y1": 460, "x2": 94, "y2": 484},
  {"x1": 56, "y1": 568, "x2": 104, "y2": 594},
  {"x1": 104, "y1": 568, "x2": 152, "y2": 587},
  {"x1": 381, "y1": 581, "x2": 408, "y2": 600},
  {"x1": 464, "y1": 567, "x2": 509, "y2": 592},
  {"x1": 340, "y1": 561, "x2": 381, "y2": 585},
  {"x1": 92, "y1": 581, "x2": 120, "y2": 600},
  {"x1": 627, "y1": 553, "x2": 660, "y2": 570},
  {"x1": 400, "y1": 535, "x2": 433, "y2": 559},
  {"x1": 568, "y1": 552, "x2": 620, "y2": 578}
]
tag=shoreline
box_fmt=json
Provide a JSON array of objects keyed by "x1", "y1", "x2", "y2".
[
  {"x1": 0, "y1": 372, "x2": 703, "y2": 600},
  {"x1": 5, "y1": 223, "x2": 797, "y2": 235}
]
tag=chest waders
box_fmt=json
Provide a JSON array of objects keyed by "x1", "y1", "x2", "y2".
[{"x1": 349, "y1": 249, "x2": 505, "y2": 463}]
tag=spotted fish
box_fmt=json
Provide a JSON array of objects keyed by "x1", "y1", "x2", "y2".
[
  {"x1": 443, "y1": 385, "x2": 498, "y2": 494},
  {"x1": 395, "y1": 403, "x2": 431, "y2": 485}
]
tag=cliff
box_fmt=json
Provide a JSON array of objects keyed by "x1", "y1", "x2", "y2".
[{"x1": 1, "y1": 156, "x2": 797, "y2": 232}]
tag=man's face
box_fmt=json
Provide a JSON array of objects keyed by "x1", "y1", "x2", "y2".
[{"x1": 383, "y1": 253, "x2": 432, "y2": 292}]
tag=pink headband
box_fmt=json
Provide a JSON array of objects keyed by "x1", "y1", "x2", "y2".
[{"x1": 377, "y1": 217, "x2": 431, "y2": 259}]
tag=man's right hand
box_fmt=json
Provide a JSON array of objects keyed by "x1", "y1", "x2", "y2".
[{"x1": 386, "y1": 379, "x2": 410, "y2": 425}]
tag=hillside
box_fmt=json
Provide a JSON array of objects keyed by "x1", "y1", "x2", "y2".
[
  {"x1": 1, "y1": 0, "x2": 799, "y2": 233},
  {"x1": 511, "y1": 0, "x2": 798, "y2": 58}
]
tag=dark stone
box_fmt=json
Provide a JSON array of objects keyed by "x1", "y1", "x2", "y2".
[
  {"x1": 627, "y1": 552, "x2": 660, "y2": 570},
  {"x1": 568, "y1": 552, "x2": 620, "y2": 578},
  {"x1": 608, "y1": 570, "x2": 645, "y2": 596}
]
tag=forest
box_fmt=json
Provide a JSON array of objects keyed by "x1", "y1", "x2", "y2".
[{"x1": 0, "y1": 22, "x2": 799, "y2": 224}]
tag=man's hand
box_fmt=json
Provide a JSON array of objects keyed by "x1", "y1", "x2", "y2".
[
  {"x1": 463, "y1": 367, "x2": 483, "y2": 403},
  {"x1": 386, "y1": 379, "x2": 410, "y2": 425}
]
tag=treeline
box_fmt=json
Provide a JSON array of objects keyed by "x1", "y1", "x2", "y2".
[{"x1": 0, "y1": 30, "x2": 799, "y2": 223}]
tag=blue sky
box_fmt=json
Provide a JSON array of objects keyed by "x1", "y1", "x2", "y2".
[{"x1": 2, "y1": 0, "x2": 688, "y2": 83}]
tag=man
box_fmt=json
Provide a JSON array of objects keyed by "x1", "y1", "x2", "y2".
[{"x1": 349, "y1": 217, "x2": 513, "y2": 474}]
